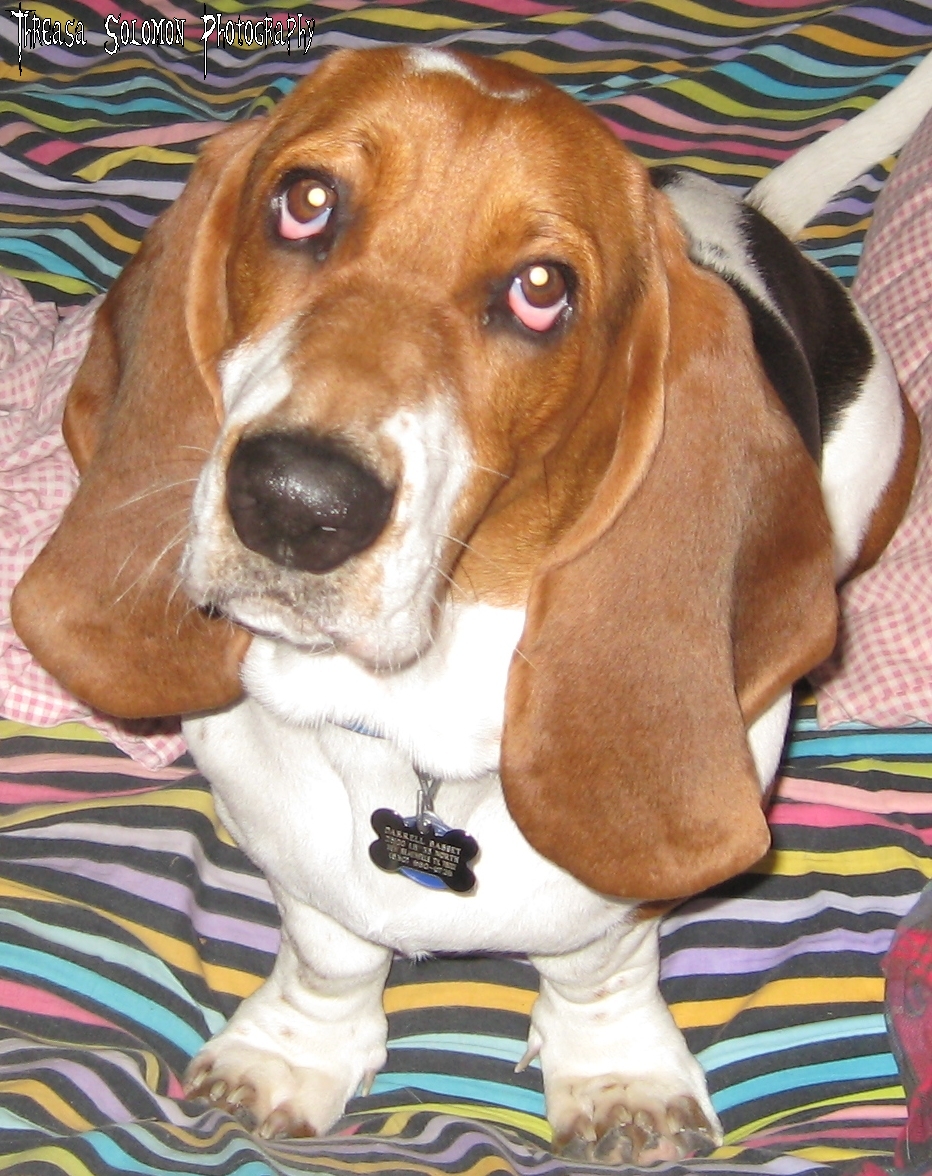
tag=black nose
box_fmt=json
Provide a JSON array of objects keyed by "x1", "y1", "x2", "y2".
[{"x1": 226, "y1": 432, "x2": 395, "y2": 573}]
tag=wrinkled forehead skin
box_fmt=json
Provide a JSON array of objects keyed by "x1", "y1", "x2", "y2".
[{"x1": 223, "y1": 47, "x2": 653, "y2": 349}]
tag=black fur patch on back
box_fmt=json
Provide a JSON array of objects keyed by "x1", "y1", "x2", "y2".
[
  {"x1": 736, "y1": 203, "x2": 872, "y2": 452},
  {"x1": 651, "y1": 166, "x2": 873, "y2": 461}
]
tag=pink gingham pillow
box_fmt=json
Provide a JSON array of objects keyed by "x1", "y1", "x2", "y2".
[
  {"x1": 814, "y1": 109, "x2": 932, "y2": 726},
  {"x1": 0, "y1": 273, "x2": 185, "y2": 767}
]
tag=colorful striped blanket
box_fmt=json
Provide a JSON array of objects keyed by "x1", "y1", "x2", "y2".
[{"x1": 3, "y1": 3, "x2": 932, "y2": 1174}]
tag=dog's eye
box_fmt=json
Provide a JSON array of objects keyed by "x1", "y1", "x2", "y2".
[
  {"x1": 507, "y1": 264, "x2": 569, "y2": 332},
  {"x1": 277, "y1": 177, "x2": 336, "y2": 241}
]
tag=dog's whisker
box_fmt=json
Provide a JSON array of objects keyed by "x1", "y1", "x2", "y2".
[
  {"x1": 111, "y1": 479, "x2": 199, "y2": 512},
  {"x1": 113, "y1": 523, "x2": 190, "y2": 610},
  {"x1": 429, "y1": 560, "x2": 472, "y2": 603},
  {"x1": 435, "y1": 532, "x2": 510, "y2": 577},
  {"x1": 111, "y1": 540, "x2": 145, "y2": 590},
  {"x1": 421, "y1": 443, "x2": 509, "y2": 481},
  {"x1": 165, "y1": 567, "x2": 194, "y2": 612},
  {"x1": 512, "y1": 643, "x2": 535, "y2": 669},
  {"x1": 171, "y1": 594, "x2": 205, "y2": 633},
  {"x1": 109, "y1": 507, "x2": 189, "y2": 602},
  {"x1": 541, "y1": 458, "x2": 554, "y2": 534},
  {"x1": 473, "y1": 463, "x2": 509, "y2": 480}
]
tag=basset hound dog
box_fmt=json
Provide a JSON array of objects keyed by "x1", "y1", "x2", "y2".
[{"x1": 13, "y1": 46, "x2": 931, "y2": 1165}]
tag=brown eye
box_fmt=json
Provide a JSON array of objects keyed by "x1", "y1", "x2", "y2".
[
  {"x1": 508, "y1": 263, "x2": 570, "y2": 332},
  {"x1": 277, "y1": 177, "x2": 336, "y2": 241},
  {"x1": 287, "y1": 178, "x2": 335, "y2": 223},
  {"x1": 519, "y1": 264, "x2": 566, "y2": 308}
]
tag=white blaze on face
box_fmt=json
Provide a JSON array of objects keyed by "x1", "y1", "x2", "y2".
[
  {"x1": 219, "y1": 319, "x2": 296, "y2": 423},
  {"x1": 185, "y1": 321, "x2": 297, "y2": 598},
  {"x1": 376, "y1": 400, "x2": 473, "y2": 622},
  {"x1": 405, "y1": 47, "x2": 480, "y2": 84},
  {"x1": 404, "y1": 46, "x2": 532, "y2": 101}
]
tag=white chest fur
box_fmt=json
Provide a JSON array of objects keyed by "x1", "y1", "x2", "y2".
[
  {"x1": 183, "y1": 602, "x2": 634, "y2": 959},
  {"x1": 241, "y1": 602, "x2": 526, "y2": 781}
]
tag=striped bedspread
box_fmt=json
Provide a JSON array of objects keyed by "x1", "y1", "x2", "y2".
[
  {"x1": 2, "y1": 703, "x2": 931, "y2": 1173},
  {"x1": 3, "y1": 1, "x2": 932, "y2": 1173}
]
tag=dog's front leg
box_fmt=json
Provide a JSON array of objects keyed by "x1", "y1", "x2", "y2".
[
  {"x1": 185, "y1": 892, "x2": 392, "y2": 1139},
  {"x1": 530, "y1": 914, "x2": 721, "y2": 1165}
]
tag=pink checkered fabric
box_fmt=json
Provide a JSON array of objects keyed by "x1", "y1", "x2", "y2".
[
  {"x1": 814, "y1": 108, "x2": 932, "y2": 727},
  {"x1": 0, "y1": 273, "x2": 186, "y2": 767}
]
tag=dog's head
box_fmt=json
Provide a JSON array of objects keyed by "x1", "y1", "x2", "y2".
[{"x1": 12, "y1": 47, "x2": 837, "y2": 899}]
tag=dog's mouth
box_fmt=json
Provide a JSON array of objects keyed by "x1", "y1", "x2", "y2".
[
  {"x1": 197, "y1": 593, "x2": 336, "y2": 649},
  {"x1": 190, "y1": 556, "x2": 447, "y2": 672}
]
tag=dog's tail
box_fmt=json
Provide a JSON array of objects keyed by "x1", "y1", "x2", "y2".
[{"x1": 748, "y1": 52, "x2": 932, "y2": 237}]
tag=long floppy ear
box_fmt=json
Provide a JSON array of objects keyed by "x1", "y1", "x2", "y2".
[
  {"x1": 10, "y1": 121, "x2": 265, "y2": 719},
  {"x1": 501, "y1": 192, "x2": 837, "y2": 902}
]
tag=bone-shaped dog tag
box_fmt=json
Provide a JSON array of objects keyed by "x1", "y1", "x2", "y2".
[{"x1": 369, "y1": 808, "x2": 478, "y2": 893}]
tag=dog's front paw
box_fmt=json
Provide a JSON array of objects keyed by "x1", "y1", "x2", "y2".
[
  {"x1": 550, "y1": 1077, "x2": 720, "y2": 1165},
  {"x1": 184, "y1": 1040, "x2": 373, "y2": 1139},
  {"x1": 531, "y1": 919, "x2": 723, "y2": 1166},
  {"x1": 183, "y1": 911, "x2": 391, "y2": 1138}
]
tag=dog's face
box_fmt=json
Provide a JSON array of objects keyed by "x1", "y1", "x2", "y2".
[{"x1": 183, "y1": 47, "x2": 651, "y2": 669}]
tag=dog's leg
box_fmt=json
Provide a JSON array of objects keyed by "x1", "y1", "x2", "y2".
[
  {"x1": 184, "y1": 893, "x2": 392, "y2": 1139},
  {"x1": 530, "y1": 915, "x2": 720, "y2": 1165}
]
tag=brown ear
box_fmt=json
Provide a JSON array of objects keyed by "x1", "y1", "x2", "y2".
[
  {"x1": 501, "y1": 192, "x2": 837, "y2": 901},
  {"x1": 10, "y1": 121, "x2": 265, "y2": 719}
]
